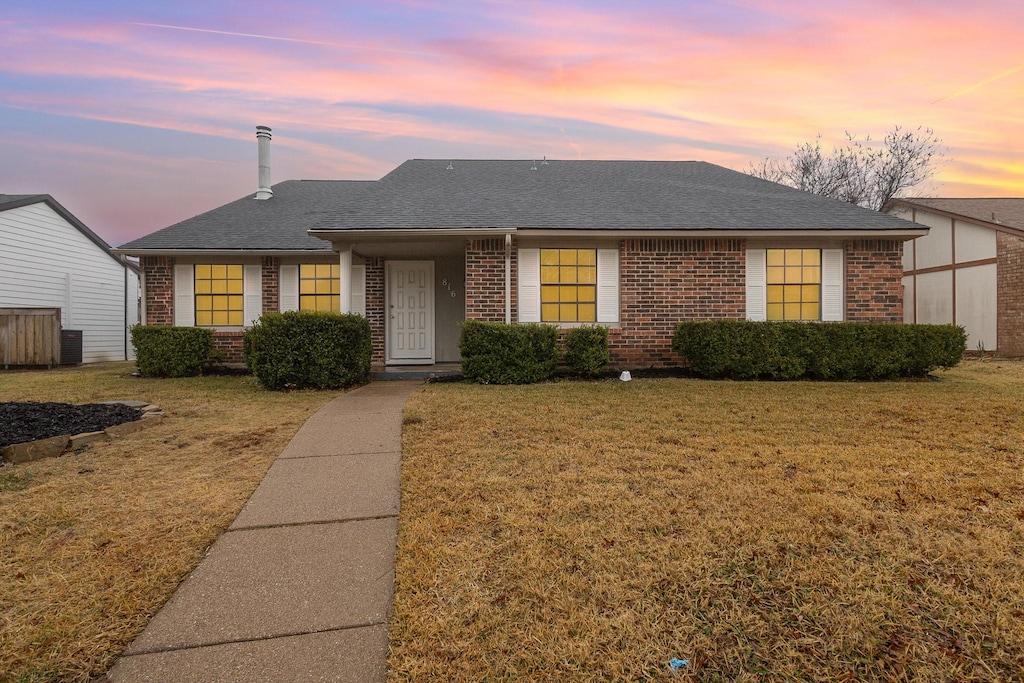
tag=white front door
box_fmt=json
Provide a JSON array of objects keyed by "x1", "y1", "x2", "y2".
[{"x1": 387, "y1": 261, "x2": 434, "y2": 364}]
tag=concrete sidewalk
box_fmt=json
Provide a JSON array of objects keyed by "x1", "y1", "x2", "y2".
[{"x1": 106, "y1": 380, "x2": 420, "y2": 683}]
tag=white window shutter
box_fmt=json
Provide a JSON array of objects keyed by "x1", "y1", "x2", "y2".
[
  {"x1": 174, "y1": 264, "x2": 195, "y2": 327},
  {"x1": 596, "y1": 248, "x2": 619, "y2": 323},
  {"x1": 745, "y1": 249, "x2": 766, "y2": 321},
  {"x1": 351, "y1": 264, "x2": 366, "y2": 316},
  {"x1": 279, "y1": 264, "x2": 298, "y2": 312},
  {"x1": 518, "y1": 248, "x2": 540, "y2": 323},
  {"x1": 243, "y1": 264, "x2": 263, "y2": 326},
  {"x1": 821, "y1": 248, "x2": 844, "y2": 321}
]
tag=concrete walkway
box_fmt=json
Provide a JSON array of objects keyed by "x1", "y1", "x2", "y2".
[{"x1": 106, "y1": 380, "x2": 420, "y2": 683}]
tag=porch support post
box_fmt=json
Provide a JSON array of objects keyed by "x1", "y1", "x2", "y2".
[
  {"x1": 338, "y1": 245, "x2": 353, "y2": 314},
  {"x1": 504, "y1": 233, "x2": 512, "y2": 324}
]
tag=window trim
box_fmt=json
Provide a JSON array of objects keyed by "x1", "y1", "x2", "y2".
[
  {"x1": 278, "y1": 261, "x2": 366, "y2": 315},
  {"x1": 194, "y1": 263, "x2": 245, "y2": 327},
  {"x1": 172, "y1": 262, "x2": 261, "y2": 329},
  {"x1": 746, "y1": 247, "x2": 844, "y2": 322},
  {"x1": 298, "y1": 263, "x2": 342, "y2": 313},
  {"x1": 518, "y1": 247, "x2": 619, "y2": 325}
]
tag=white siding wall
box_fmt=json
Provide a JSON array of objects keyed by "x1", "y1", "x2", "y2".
[
  {"x1": 955, "y1": 222, "x2": 997, "y2": 263},
  {"x1": 956, "y1": 264, "x2": 998, "y2": 351},
  {"x1": 913, "y1": 212, "x2": 953, "y2": 269},
  {"x1": 897, "y1": 207, "x2": 1000, "y2": 351},
  {"x1": 902, "y1": 276, "x2": 915, "y2": 324},
  {"x1": 916, "y1": 270, "x2": 953, "y2": 325},
  {"x1": 0, "y1": 202, "x2": 131, "y2": 363}
]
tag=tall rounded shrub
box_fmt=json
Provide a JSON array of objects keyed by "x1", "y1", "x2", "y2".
[
  {"x1": 564, "y1": 325, "x2": 610, "y2": 378},
  {"x1": 131, "y1": 325, "x2": 213, "y2": 378},
  {"x1": 459, "y1": 320, "x2": 558, "y2": 384},
  {"x1": 244, "y1": 311, "x2": 371, "y2": 390}
]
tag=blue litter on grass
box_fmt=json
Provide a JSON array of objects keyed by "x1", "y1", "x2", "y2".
[{"x1": 669, "y1": 658, "x2": 689, "y2": 669}]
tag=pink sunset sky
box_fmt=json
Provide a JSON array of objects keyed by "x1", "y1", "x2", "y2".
[{"x1": 2, "y1": 0, "x2": 1022, "y2": 247}]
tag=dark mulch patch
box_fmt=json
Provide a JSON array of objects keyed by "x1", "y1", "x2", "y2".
[{"x1": 0, "y1": 402, "x2": 142, "y2": 448}]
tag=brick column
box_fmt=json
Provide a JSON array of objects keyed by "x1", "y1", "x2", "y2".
[
  {"x1": 845, "y1": 240, "x2": 903, "y2": 322},
  {"x1": 997, "y1": 231, "x2": 1024, "y2": 356},
  {"x1": 141, "y1": 256, "x2": 174, "y2": 325},
  {"x1": 261, "y1": 256, "x2": 280, "y2": 313},
  {"x1": 465, "y1": 238, "x2": 514, "y2": 322},
  {"x1": 365, "y1": 257, "x2": 385, "y2": 365}
]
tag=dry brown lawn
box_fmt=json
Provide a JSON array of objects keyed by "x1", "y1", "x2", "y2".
[
  {"x1": 0, "y1": 363, "x2": 336, "y2": 683},
  {"x1": 393, "y1": 360, "x2": 1024, "y2": 681}
]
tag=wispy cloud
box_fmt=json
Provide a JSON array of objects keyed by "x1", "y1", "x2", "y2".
[
  {"x1": 932, "y1": 62, "x2": 1024, "y2": 104},
  {"x1": 126, "y1": 21, "x2": 434, "y2": 56},
  {"x1": 1, "y1": 0, "x2": 1023, "y2": 244}
]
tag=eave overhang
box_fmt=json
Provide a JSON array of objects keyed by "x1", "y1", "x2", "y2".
[
  {"x1": 308, "y1": 227, "x2": 928, "y2": 242},
  {"x1": 112, "y1": 248, "x2": 332, "y2": 257}
]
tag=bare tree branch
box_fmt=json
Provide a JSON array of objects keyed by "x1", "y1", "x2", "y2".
[{"x1": 749, "y1": 126, "x2": 945, "y2": 211}]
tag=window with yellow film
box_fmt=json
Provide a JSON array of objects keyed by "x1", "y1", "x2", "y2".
[
  {"x1": 195, "y1": 264, "x2": 244, "y2": 326},
  {"x1": 766, "y1": 249, "x2": 821, "y2": 321},
  {"x1": 299, "y1": 263, "x2": 340, "y2": 313},
  {"x1": 540, "y1": 248, "x2": 597, "y2": 322}
]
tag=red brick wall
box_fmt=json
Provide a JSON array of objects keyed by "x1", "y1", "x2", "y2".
[
  {"x1": 365, "y1": 257, "x2": 386, "y2": 366},
  {"x1": 212, "y1": 331, "x2": 246, "y2": 363},
  {"x1": 141, "y1": 256, "x2": 174, "y2": 325},
  {"x1": 844, "y1": 240, "x2": 903, "y2": 322},
  {"x1": 466, "y1": 238, "x2": 515, "y2": 323},
  {"x1": 612, "y1": 238, "x2": 746, "y2": 366},
  {"x1": 262, "y1": 257, "x2": 280, "y2": 313},
  {"x1": 997, "y1": 231, "x2": 1024, "y2": 357}
]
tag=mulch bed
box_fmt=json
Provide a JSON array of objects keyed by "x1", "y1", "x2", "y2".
[{"x1": 0, "y1": 402, "x2": 142, "y2": 448}]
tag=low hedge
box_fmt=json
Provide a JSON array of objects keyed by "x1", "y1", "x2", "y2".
[
  {"x1": 131, "y1": 325, "x2": 214, "y2": 378},
  {"x1": 460, "y1": 320, "x2": 558, "y2": 384},
  {"x1": 564, "y1": 326, "x2": 610, "y2": 378},
  {"x1": 243, "y1": 311, "x2": 371, "y2": 390},
  {"x1": 672, "y1": 320, "x2": 966, "y2": 380}
]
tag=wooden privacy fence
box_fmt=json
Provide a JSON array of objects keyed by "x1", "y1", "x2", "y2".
[{"x1": 1, "y1": 308, "x2": 61, "y2": 368}]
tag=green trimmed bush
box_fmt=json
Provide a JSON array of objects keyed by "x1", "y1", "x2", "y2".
[
  {"x1": 131, "y1": 325, "x2": 214, "y2": 378},
  {"x1": 672, "y1": 321, "x2": 966, "y2": 380},
  {"x1": 244, "y1": 311, "x2": 371, "y2": 390},
  {"x1": 564, "y1": 325, "x2": 610, "y2": 378},
  {"x1": 460, "y1": 320, "x2": 558, "y2": 384}
]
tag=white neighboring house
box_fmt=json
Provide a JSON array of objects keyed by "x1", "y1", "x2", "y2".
[
  {"x1": 0, "y1": 194, "x2": 140, "y2": 363},
  {"x1": 886, "y1": 198, "x2": 1024, "y2": 357}
]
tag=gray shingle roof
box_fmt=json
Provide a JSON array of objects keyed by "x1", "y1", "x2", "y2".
[
  {"x1": 314, "y1": 160, "x2": 924, "y2": 232},
  {"x1": 891, "y1": 198, "x2": 1024, "y2": 232},
  {"x1": 119, "y1": 160, "x2": 926, "y2": 252},
  {"x1": 118, "y1": 180, "x2": 373, "y2": 251}
]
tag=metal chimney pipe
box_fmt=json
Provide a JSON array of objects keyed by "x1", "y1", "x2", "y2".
[{"x1": 255, "y1": 126, "x2": 273, "y2": 200}]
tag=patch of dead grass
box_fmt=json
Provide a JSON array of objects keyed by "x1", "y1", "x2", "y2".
[
  {"x1": 0, "y1": 363, "x2": 336, "y2": 682},
  {"x1": 393, "y1": 360, "x2": 1024, "y2": 681}
]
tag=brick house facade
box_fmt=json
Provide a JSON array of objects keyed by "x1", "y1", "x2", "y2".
[
  {"x1": 123, "y1": 155, "x2": 926, "y2": 370},
  {"x1": 141, "y1": 237, "x2": 906, "y2": 368}
]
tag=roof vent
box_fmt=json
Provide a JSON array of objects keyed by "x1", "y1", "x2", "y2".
[
  {"x1": 530, "y1": 160, "x2": 538, "y2": 171},
  {"x1": 446, "y1": 161, "x2": 454, "y2": 170},
  {"x1": 540, "y1": 156, "x2": 549, "y2": 165},
  {"x1": 255, "y1": 126, "x2": 273, "y2": 200}
]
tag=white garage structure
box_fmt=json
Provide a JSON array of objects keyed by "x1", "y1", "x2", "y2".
[
  {"x1": 0, "y1": 194, "x2": 140, "y2": 363},
  {"x1": 887, "y1": 198, "x2": 1024, "y2": 357}
]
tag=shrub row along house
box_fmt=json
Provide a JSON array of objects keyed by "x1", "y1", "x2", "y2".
[{"x1": 117, "y1": 127, "x2": 931, "y2": 369}]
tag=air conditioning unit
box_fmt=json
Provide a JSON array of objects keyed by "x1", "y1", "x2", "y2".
[{"x1": 60, "y1": 329, "x2": 83, "y2": 365}]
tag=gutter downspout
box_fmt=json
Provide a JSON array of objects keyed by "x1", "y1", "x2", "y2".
[
  {"x1": 505, "y1": 233, "x2": 512, "y2": 324},
  {"x1": 123, "y1": 256, "x2": 129, "y2": 361}
]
